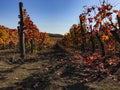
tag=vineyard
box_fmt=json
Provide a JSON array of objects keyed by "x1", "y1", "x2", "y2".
[{"x1": 0, "y1": 1, "x2": 120, "y2": 90}]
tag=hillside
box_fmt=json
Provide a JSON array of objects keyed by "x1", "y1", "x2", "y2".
[{"x1": 47, "y1": 33, "x2": 63, "y2": 39}]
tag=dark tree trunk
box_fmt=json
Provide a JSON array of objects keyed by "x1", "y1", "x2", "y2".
[
  {"x1": 30, "y1": 40, "x2": 34, "y2": 53},
  {"x1": 96, "y1": 33, "x2": 105, "y2": 56},
  {"x1": 111, "y1": 30, "x2": 120, "y2": 43},
  {"x1": 80, "y1": 18, "x2": 85, "y2": 52},
  {"x1": 117, "y1": 15, "x2": 120, "y2": 29},
  {"x1": 90, "y1": 33, "x2": 95, "y2": 53},
  {"x1": 110, "y1": 15, "x2": 120, "y2": 44}
]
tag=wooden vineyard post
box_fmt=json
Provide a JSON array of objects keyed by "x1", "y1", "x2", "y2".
[{"x1": 18, "y1": 2, "x2": 25, "y2": 59}]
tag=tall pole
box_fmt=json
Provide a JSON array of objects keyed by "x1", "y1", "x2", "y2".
[{"x1": 18, "y1": 2, "x2": 25, "y2": 59}]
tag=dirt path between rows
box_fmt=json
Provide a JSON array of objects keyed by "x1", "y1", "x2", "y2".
[
  {"x1": 0, "y1": 60, "x2": 43, "y2": 88},
  {"x1": 0, "y1": 46, "x2": 120, "y2": 90},
  {"x1": 0, "y1": 48, "x2": 72, "y2": 89}
]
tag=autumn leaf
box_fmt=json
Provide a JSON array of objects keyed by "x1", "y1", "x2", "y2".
[
  {"x1": 88, "y1": 18, "x2": 93, "y2": 23},
  {"x1": 118, "y1": 11, "x2": 120, "y2": 17},
  {"x1": 102, "y1": 35, "x2": 109, "y2": 41}
]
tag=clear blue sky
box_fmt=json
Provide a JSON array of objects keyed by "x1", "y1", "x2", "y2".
[{"x1": 0, "y1": 0, "x2": 119, "y2": 34}]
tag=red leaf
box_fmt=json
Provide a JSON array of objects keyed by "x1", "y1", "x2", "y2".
[{"x1": 88, "y1": 18, "x2": 93, "y2": 23}]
